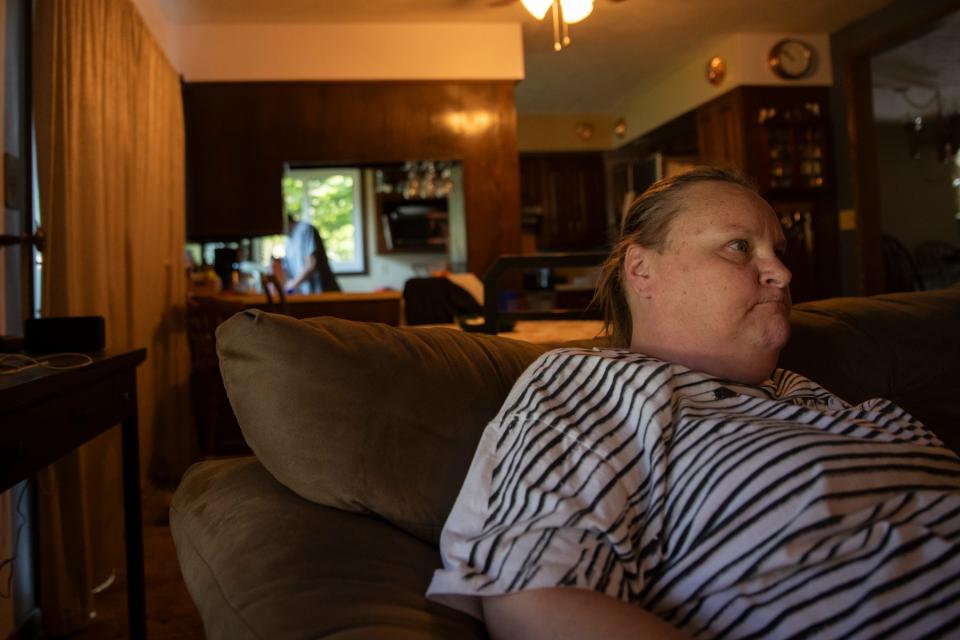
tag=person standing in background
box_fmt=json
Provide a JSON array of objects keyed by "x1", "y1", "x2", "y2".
[{"x1": 281, "y1": 211, "x2": 340, "y2": 294}]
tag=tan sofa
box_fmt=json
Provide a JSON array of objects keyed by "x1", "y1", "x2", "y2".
[{"x1": 170, "y1": 285, "x2": 960, "y2": 639}]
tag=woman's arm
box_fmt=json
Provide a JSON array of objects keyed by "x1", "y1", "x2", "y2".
[{"x1": 482, "y1": 587, "x2": 688, "y2": 640}]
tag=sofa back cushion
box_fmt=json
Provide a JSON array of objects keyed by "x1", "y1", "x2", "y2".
[
  {"x1": 216, "y1": 310, "x2": 549, "y2": 544},
  {"x1": 781, "y1": 285, "x2": 960, "y2": 451},
  {"x1": 217, "y1": 285, "x2": 960, "y2": 546}
]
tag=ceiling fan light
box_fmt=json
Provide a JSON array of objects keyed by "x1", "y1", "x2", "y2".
[
  {"x1": 559, "y1": 0, "x2": 593, "y2": 24},
  {"x1": 520, "y1": 0, "x2": 553, "y2": 20}
]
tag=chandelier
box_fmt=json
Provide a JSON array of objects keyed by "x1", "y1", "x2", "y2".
[
  {"x1": 521, "y1": 0, "x2": 594, "y2": 51},
  {"x1": 896, "y1": 87, "x2": 960, "y2": 163}
]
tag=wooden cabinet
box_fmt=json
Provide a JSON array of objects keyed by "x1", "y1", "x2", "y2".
[
  {"x1": 697, "y1": 89, "x2": 746, "y2": 170},
  {"x1": 520, "y1": 152, "x2": 608, "y2": 252},
  {"x1": 695, "y1": 86, "x2": 839, "y2": 301},
  {"x1": 698, "y1": 86, "x2": 832, "y2": 192}
]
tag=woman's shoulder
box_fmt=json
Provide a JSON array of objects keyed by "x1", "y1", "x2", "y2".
[
  {"x1": 538, "y1": 346, "x2": 661, "y2": 365},
  {"x1": 516, "y1": 347, "x2": 715, "y2": 398},
  {"x1": 537, "y1": 347, "x2": 744, "y2": 381},
  {"x1": 529, "y1": 350, "x2": 852, "y2": 403}
]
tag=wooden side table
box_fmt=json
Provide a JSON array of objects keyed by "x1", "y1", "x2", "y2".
[{"x1": 0, "y1": 348, "x2": 147, "y2": 639}]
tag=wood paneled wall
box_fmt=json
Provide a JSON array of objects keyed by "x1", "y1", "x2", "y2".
[{"x1": 184, "y1": 81, "x2": 521, "y2": 276}]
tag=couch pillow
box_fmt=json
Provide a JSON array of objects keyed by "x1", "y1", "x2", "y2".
[
  {"x1": 216, "y1": 310, "x2": 550, "y2": 544},
  {"x1": 780, "y1": 305, "x2": 890, "y2": 406},
  {"x1": 782, "y1": 285, "x2": 960, "y2": 451}
]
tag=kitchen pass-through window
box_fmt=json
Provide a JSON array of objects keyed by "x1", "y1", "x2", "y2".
[{"x1": 278, "y1": 166, "x2": 365, "y2": 275}]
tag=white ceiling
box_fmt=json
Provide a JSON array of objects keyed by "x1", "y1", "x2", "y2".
[
  {"x1": 871, "y1": 10, "x2": 960, "y2": 123},
  {"x1": 156, "y1": 0, "x2": 896, "y2": 114}
]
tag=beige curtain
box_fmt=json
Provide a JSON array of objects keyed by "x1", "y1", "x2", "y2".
[{"x1": 33, "y1": 0, "x2": 194, "y2": 633}]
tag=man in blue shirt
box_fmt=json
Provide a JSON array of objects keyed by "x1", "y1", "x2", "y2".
[{"x1": 282, "y1": 213, "x2": 340, "y2": 294}]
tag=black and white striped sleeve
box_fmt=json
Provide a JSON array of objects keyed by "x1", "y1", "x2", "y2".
[{"x1": 427, "y1": 349, "x2": 670, "y2": 613}]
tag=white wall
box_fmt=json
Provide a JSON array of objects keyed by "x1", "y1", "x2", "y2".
[
  {"x1": 875, "y1": 122, "x2": 958, "y2": 251},
  {"x1": 518, "y1": 113, "x2": 617, "y2": 152},
  {"x1": 129, "y1": 0, "x2": 180, "y2": 69},
  {"x1": 179, "y1": 22, "x2": 522, "y2": 82},
  {"x1": 615, "y1": 33, "x2": 833, "y2": 144},
  {"x1": 130, "y1": 0, "x2": 525, "y2": 82}
]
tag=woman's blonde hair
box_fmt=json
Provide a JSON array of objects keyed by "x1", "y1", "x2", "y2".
[{"x1": 593, "y1": 166, "x2": 756, "y2": 347}]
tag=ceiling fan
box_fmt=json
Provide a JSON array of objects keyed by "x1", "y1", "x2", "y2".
[{"x1": 488, "y1": 0, "x2": 628, "y2": 51}]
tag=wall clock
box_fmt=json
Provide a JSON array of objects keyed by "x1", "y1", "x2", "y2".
[{"x1": 768, "y1": 39, "x2": 814, "y2": 80}]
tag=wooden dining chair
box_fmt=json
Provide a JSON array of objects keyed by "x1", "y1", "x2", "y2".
[{"x1": 260, "y1": 273, "x2": 289, "y2": 315}]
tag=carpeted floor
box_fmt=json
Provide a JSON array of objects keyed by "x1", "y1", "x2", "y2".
[{"x1": 73, "y1": 490, "x2": 204, "y2": 639}]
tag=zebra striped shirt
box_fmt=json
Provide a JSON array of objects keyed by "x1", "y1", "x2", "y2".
[{"x1": 427, "y1": 348, "x2": 960, "y2": 639}]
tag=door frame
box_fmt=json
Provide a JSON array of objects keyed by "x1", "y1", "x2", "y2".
[{"x1": 835, "y1": 0, "x2": 960, "y2": 294}]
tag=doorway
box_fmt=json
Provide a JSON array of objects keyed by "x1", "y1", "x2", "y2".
[
  {"x1": 834, "y1": 0, "x2": 960, "y2": 294},
  {"x1": 870, "y1": 11, "x2": 960, "y2": 291}
]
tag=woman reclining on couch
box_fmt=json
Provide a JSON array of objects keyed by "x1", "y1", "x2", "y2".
[{"x1": 427, "y1": 167, "x2": 960, "y2": 639}]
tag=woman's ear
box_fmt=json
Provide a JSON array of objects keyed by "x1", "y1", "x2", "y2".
[{"x1": 623, "y1": 244, "x2": 654, "y2": 299}]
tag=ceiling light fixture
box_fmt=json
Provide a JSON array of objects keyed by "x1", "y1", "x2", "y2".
[
  {"x1": 560, "y1": 0, "x2": 594, "y2": 23},
  {"x1": 895, "y1": 87, "x2": 960, "y2": 163},
  {"x1": 520, "y1": 0, "x2": 553, "y2": 20},
  {"x1": 523, "y1": 0, "x2": 595, "y2": 51}
]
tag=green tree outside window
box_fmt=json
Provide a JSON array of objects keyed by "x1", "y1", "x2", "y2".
[{"x1": 281, "y1": 169, "x2": 365, "y2": 274}]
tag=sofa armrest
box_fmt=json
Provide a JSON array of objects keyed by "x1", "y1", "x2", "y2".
[{"x1": 170, "y1": 457, "x2": 487, "y2": 640}]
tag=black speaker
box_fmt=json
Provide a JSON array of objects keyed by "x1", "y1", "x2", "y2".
[{"x1": 23, "y1": 316, "x2": 106, "y2": 354}]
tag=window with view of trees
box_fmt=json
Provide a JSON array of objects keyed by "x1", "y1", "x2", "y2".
[{"x1": 281, "y1": 167, "x2": 365, "y2": 274}]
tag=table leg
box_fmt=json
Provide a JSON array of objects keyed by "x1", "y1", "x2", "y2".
[{"x1": 121, "y1": 413, "x2": 147, "y2": 639}]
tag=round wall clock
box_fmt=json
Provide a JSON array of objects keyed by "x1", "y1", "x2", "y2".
[{"x1": 768, "y1": 39, "x2": 814, "y2": 80}]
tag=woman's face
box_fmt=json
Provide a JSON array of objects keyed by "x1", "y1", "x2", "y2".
[{"x1": 628, "y1": 181, "x2": 792, "y2": 382}]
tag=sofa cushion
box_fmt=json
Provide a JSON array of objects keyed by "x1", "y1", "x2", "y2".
[
  {"x1": 782, "y1": 285, "x2": 960, "y2": 451},
  {"x1": 170, "y1": 457, "x2": 487, "y2": 639},
  {"x1": 216, "y1": 310, "x2": 549, "y2": 544},
  {"x1": 217, "y1": 286, "x2": 960, "y2": 549}
]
